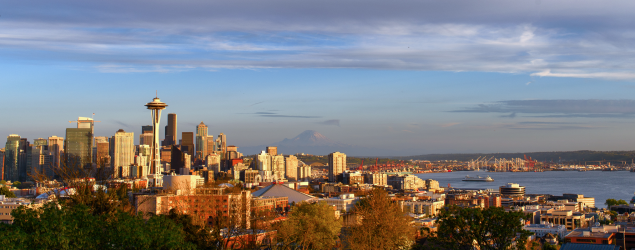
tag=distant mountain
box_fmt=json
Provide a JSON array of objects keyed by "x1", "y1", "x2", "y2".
[
  {"x1": 240, "y1": 130, "x2": 396, "y2": 156},
  {"x1": 393, "y1": 150, "x2": 635, "y2": 162}
]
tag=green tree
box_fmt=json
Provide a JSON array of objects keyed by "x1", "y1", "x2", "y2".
[
  {"x1": 0, "y1": 186, "x2": 16, "y2": 198},
  {"x1": 11, "y1": 181, "x2": 21, "y2": 187},
  {"x1": 347, "y1": 188, "x2": 416, "y2": 250},
  {"x1": 273, "y1": 201, "x2": 342, "y2": 250},
  {"x1": 605, "y1": 198, "x2": 628, "y2": 208},
  {"x1": 433, "y1": 205, "x2": 533, "y2": 250},
  {"x1": 0, "y1": 202, "x2": 196, "y2": 250}
]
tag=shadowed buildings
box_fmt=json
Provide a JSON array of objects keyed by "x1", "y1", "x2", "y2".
[
  {"x1": 181, "y1": 132, "x2": 194, "y2": 157},
  {"x1": 164, "y1": 113, "x2": 177, "y2": 146}
]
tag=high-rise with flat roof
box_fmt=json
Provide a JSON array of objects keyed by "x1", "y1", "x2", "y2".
[
  {"x1": 18, "y1": 138, "x2": 31, "y2": 181},
  {"x1": 164, "y1": 113, "x2": 177, "y2": 146},
  {"x1": 328, "y1": 152, "x2": 346, "y2": 182},
  {"x1": 181, "y1": 132, "x2": 194, "y2": 157},
  {"x1": 285, "y1": 155, "x2": 298, "y2": 181},
  {"x1": 196, "y1": 122, "x2": 208, "y2": 159},
  {"x1": 111, "y1": 129, "x2": 134, "y2": 178},
  {"x1": 218, "y1": 133, "x2": 226, "y2": 158},
  {"x1": 206, "y1": 136, "x2": 215, "y2": 153},
  {"x1": 48, "y1": 136, "x2": 64, "y2": 170},
  {"x1": 65, "y1": 128, "x2": 93, "y2": 170},
  {"x1": 3, "y1": 135, "x2": 21, "y2": 181}
]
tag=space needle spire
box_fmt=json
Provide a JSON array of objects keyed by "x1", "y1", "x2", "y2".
[{"x1": 145, "y1": 94, "x2": 168, "y2": 187}]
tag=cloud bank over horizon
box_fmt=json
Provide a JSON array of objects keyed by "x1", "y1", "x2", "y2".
[{"x1": 3, "y1": 1, "x2": 635, "y2": 79}]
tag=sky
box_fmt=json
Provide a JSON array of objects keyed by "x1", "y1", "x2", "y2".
[{"x1": 2, "y1": 0, "x2": 635, "y2": 156}]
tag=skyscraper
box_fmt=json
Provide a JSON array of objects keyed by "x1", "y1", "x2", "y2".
[
  {"x1": 48, "y1": 136, "x2": 64, "y2": 170},
  {"x1": 218, "y1": 133, "x2": 227, "y2": 158},
  {"x1": 31, "y1": 142, "x2": 51, "y2": 179},
  {"x1": 196, "y1": 122, "x2": 208, "y2": 159},
  {"x1": 0, "y1": 149, "x2": 4, "y2": 180},
  {"x1": 95, "y1": 136, "x2": 110, "y2": 167},
  {"x1": 3, "y1": 134, "x2": 21, "y2": 181},
  {"x1": 328, "y1": 152, "x2": 346, "y2": 182},
  {"x1": 18, "y1": 138, "x2": 31, "y2": 181},
  {"x1": 285, "y1": 155, "x2": 299, "y2": 181},
  {"x1": 164, "y1": 113, "x2": 177, "y2": 146},
  {"x1": 111, "y1": 129, "x2": 134, "y2": 178},
  {"x1": 65, "y1": 128, "x2": 93, "y2": 170},
  {"x1": 271, "y1": 154, "x2": 285, "y2": 180},
  {"x1": 181, "y1": 132, "x2": 194, "y2": 157},
  {"x1": 206, "y1": 136, "x2": 215, "y2": 153}
]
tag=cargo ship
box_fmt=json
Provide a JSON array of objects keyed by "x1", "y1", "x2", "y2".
[{"x1": 462, "y1": 175, "x2": 494, "y2": 182}]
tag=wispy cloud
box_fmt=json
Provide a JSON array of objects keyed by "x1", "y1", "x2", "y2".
[
  {"x1": 317, "y1": 119, "x2": 340, "y2": 126},
  {"x1": 3, "y1": 1, "x2": 635, "y2": 79},
  {"x1": 453, "y1": 99, "x2": 635, "y2": 118},
  {"x1": 441, "y1": 122, "x2": 460, "y2": 128}
]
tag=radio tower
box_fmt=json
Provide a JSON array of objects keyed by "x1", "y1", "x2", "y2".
[{"x1": 145, "y1": 93, "x2": 168, "y2": 187}]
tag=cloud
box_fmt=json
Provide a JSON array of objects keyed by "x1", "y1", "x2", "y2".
[
  {"x1": 453, "y1": 99, "x2": 635, "y2": 118},
  {"x1": 3, "y1": 1, "x2": 635, "y2": 79},
  {"x1": 440, "y1": 122, "x2": 460, "y2": 128},
  {"x1": 317, "y1": 119, "x2": 340, "y2": 126}
]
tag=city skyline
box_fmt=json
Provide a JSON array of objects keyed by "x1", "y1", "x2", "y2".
[{"x1": 3, "y1": 1, "x2": 635, "y2": 155}]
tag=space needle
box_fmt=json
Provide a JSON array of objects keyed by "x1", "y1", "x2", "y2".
[{"x1": 145, "y1": 94, "x2": 168, "y2": 187}]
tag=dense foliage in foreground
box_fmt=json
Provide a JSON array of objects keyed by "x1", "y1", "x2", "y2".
[{"x1": 0, "y1": 202, "x2": 196, "y2": 249}]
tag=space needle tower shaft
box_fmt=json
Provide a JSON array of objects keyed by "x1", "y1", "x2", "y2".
[{"x1": 145, "y1": 95, "x2": 168, "y2": 186}]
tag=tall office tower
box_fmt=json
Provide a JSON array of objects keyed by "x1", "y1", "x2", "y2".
[
  {"x1": 219, "y1": 133, "x2": 227, "y2": 154},
  {"x1": 65, "y1": 127, "x2": 93, "y2": 170},
  {"x1": 3, "y1": 135, "x2": 21, "y2": 181},
  {"x1": 256, "y1": 151, "x2": 271, "y2": 171},
  {"x1": 111, "y1": 129, "x2": 134, "y2": 178},
  {"x1": 18, "y1": 138, "x2": 31, "y2": 181},
  {"x1": 285, "y1": 155, "x2": 299, "y2": 181},
  {"x1": 195, "y1": 122, "x2": 208, "y2": 159},
  {"x1": 164, "y1": 113, "x2": 177, "y2": 146},
  {"x1": 328, "y1": 152, "x2": 346, "y2": 182},
  {"x1": 266, "y1": 146, "x2": 278, "y2": 156},
  {"x1": 181, "y1": 132, "x2": 194, "y2": 157},
  {"x1": 95, "y1": 137, "x2": 110, "y2": 167},
  {"x1": 65, "y1": 117, "x2": 95, "y2": 170},
  {"x1": 31, "y1": 143, "x2": 52, "y2": 179},
  {"x1": 47, "y1": 136, "x2": 64, "y2": 170},
  {"x1": 206, "y1": 136, "x2": 215, "y2": 153},
  {"x1": 0, "y1": 149, "x2": 4, "y2": 180},
  {"x1": 145, "y1": 96, "x2": 168, "y2": 186},
  {"x1": 271, "y1": 154, "x2": 285, "y2": 180}
]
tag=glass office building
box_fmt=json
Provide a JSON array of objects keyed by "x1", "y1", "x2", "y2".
[{"x1": 65, "y1": 128, "x2": 93, "y2": 170}]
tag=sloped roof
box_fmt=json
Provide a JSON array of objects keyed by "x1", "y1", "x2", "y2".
[
  {"x1": 252, "y1": 184, "x2": 317, "y2": 204},
  {"x1": 560, "y1": 243, "x2": 619, "y2": 250}
]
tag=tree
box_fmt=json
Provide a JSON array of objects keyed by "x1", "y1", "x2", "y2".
[
  {"x1": 11, "y1": 181, "x2": 21, "y2": 187},
  {"x1": 0, "y1": 186, "x2": 16, "y2": 198},
  {"x1": 347, "y1": 188, "x2": 415, "y2": 250},
  {"x1": 433, "y1": 205, "x2": 533, "y2": 250},
  {"x1": 605, "y1": 198, "x2": 628, "y2": 208},
  {"x1": 273, "y1": 201, "x2": 342, "y2": 250},
  {"x1": 0, "y1": 202, "x2": 196, "y2": 249}
]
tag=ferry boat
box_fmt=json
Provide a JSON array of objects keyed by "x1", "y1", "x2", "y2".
[{"x1": 462, "y1": 175, "x2": 494, "y2": 182}]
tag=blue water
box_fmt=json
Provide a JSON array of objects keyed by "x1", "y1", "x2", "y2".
[{"x1": 415, "y1": 171, "x2": 635, "y2": 208}]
